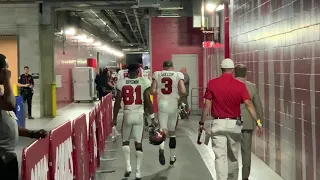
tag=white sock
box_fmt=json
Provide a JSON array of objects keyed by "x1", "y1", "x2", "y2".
[
  {"x1": 135, "y1": 151, "x2": 143, "y2": 175},
  {"x1": 170, "y1": 148, "x2": 176, "y2": 161},
  {"x1": 122, "y1": 146, "x2": 131, "y2": 170},
  {"x1": 159, "y1": 141, "x2": 165, "y2": 150}
]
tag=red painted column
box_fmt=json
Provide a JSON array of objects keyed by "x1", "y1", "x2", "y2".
[{"x1": 224, "y1": 1, "x2": 230, "y2": 58}]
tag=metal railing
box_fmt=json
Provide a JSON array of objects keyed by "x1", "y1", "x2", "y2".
[{"x1": 190, "y1": 87, "x2": 205, "y2": 115}]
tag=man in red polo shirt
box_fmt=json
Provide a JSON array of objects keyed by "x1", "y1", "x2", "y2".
[{"x1": 199, "y1": 58, "x2": 263, "y2": 180}]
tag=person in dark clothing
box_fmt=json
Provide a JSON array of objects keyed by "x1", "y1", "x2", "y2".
[
  {"x1": 18, "y1": 66, "x2": 34, "y2": 119},
  {"x1": 95, "y1": 68, "x2": 113, "y2": 100},
  {"x1": 180, "y1": 67, "x2": 190, "y2": 119},
  {"x1": 0, "y1": 54, "x2": 47, "y2": 180},
  {"x1": 95, "y1": 68, "x2": 104, "y2": 100},
  {"x1": 103, "y1": 68, "x2": 114, "y2": 95}
]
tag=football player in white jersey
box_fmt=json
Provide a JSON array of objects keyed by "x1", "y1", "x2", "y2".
[
  {"x1": 118, "y1": 64, "x2": 144, "y2": 80},
  {"x1": 151, "y1": 60, "x2": 186, "y2": 166},
  {"x1": 111, "y1": 69, "x2": 119, "y2": 83},
  {"x1": 113, "y1": 63, "x2": 155, "y2": 180},
  {"x1": 142, "y1": 66, "x2": 151, "y2": 79},
  {"x1": 118, "y1": 68, "x2": 129, "y2": 79}
]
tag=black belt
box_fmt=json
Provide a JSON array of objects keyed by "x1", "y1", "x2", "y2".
[{"x1": 213, "y1": 117, "x2": 241, "y2": 120}]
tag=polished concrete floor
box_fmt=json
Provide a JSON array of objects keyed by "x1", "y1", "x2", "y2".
[{"x1": 16, "y1": 103, "x2": 284, "y2": 180}]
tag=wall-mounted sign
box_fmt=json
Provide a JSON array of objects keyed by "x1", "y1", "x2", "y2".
[
  {"x1": 202, "y1": 41, "x2": 224, "y2": 48},
  {"x1": 31, "y1": 73, "x2": 39, "y2": 79},
  {"x1": 202, "y1": 41, "x2": 215, "y2": 48}
]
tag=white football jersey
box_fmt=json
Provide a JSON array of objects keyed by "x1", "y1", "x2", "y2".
[
  {"x1": 142, "y1": 69, "x2": 151, "y2": 79},
  {"x1": 118, "y1": 69, "x2": 128, "y2": 79},
  {"x1": 153, "y1": 71, "x2": 184, "y2": 100},
  {"x1": 116, "y1": 77, "x2": 151, "y2": 113},
  {"x1": 111, "y1": 72, "x2": 119, "y2": 82}
]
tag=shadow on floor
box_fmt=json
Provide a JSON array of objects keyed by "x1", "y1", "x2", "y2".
[{"x1": 140, "y1": 168, "x2": 170, "y2": 180}]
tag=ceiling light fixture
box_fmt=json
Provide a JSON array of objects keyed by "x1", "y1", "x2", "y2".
[
  {"x1": 101, "y1": 45, "x2": 109, "y2": 51},
  {"x1": 158, "y1": 15, "x2": 181, "y2": 17},
  {"x1": 64, "y1": 28, "x2": 76, "y2": 36},
  {"x1": 206, "y1": 3, "x2": 216, "y2": 13},
  {"x1": 86, "y1": 38, "x2": 94, "y2": 43},
  {"x1": 61, "y1": 26, "x2": 125, "y2": 58},
  {"x1": 215, "y1": 4, "x2": 224, "y2": 11},
  {"x1": 159, "y1": 7, "x2": 183, "y2": 10},
  {"x1": 75, "y1": 34, "x2": 87, "y2": 41},
  {"x1": 93, "y1": 41, "x2": 102, "y2": 47}
]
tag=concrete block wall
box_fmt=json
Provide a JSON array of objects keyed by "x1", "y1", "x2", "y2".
[
  {"x1": 230, "y1": 0, "x2": 320, "y2": 179},
  {"x1": 0, "y1": 4, "x2": 41, "y2": 117}
]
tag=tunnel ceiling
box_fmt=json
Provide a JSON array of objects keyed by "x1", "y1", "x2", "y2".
[
  {"x1": 1, "y1": 0, "x2": 193, "y2": 51},
  {"x1": 72, "y1": 8, "x2": 149, "y2": 51},
  {"x1": 3, "y1": 0, "x2": 191, "y2": 51},
  {"x1": 51, "y1": 0, "x2": 186, "y2": 52}
]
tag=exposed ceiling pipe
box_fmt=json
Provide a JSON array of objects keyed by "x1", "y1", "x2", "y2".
[
  {"x1": 89, "y1": 10, "x2": 126, "y2": 42},
  {"x1": 123, "y1": 9, "x2": 141, "y2": 45},
  {"x1": 0, "y1": 0, "x2": 136, "y2": 4},
  {"x1": 0, "y1": 1, "x2": 37, "y2": 3},
  {"x1": 67, "y1": 16, "x2": 117, "y2": 47},
  {"x1": 144, "y1": 19, "x2": 149, "y2": 47},
  {"x1": 133, "y1": 9, "x2": 146, "y2": 46},
  {"x1": 106, "y1": 10, "x2": 122, "y2": 29},
  {"x1": 55, "y1": 5, "x2": 133, "y2": 11},
  {"x1": 123, "y1": 48, "x2": 146, "y2": 52},
  {"x1": 101, "y1": 10, "x2": 134, "y2": 43}
]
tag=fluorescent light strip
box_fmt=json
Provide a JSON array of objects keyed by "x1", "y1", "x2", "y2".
[
  {"x1": 100, "y1": 46, "x2": 123, "y2": 57},
  {"x1": 159, "y1": 7, "x2": 183, "y2": 10},
  {"x1": 206, "y1": 3, "x2": 224, "y2": 13},
  {"x1": 216, "y1": 5, "x2": 224, "y2": 11},
  {"x1": 158, "y1": 15, "x2": 181, "y2": 17},
  {"x1": 63, "y1": 27, "x2": 124, "y2": 57}
]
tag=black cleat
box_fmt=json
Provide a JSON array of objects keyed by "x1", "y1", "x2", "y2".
[
  {"x1": 170, "y1": 156, "x2": 177, "y2": 165},
  {"x1": 135, "y1": 178, "x2": 141, "y2": 180},
  {"x1": 124, "y1": 171, "x2": 131, "y2": 177},
  {"x1": 159, "y1": 149, "x2": 166, "y2": 165}
]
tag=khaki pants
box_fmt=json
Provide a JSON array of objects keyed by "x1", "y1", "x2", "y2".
[
  {"x1": 210, "y1": 119, "x2": 242, "y2": 180},
  {"x1": 241, "y1": 130, "x2": 253, "y2": 178}
]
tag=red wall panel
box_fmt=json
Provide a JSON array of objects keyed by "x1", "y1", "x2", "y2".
[
  {"x1": 54, "y1": 39, "x2": 95, "y2": 109},
  {"x1": 231, "y1": 0, "x2": 320, "y2": 179},
  {"x1": 151, "y1": 17, "x2": 204, "y2": 112}
]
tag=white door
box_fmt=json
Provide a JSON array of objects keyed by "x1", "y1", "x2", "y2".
[
  {"x1": 172, "y1": 54, "x2": 199, "y2": 112},
  {"x1": 72, "y1": 68, "x2": 91, "y2": 101}
]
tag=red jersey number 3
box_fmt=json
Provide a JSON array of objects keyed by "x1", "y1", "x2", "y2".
[{"x1": 161, "y1": 77, "x2": 173, "y2": 94}]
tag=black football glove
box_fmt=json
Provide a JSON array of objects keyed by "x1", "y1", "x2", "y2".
[{"x1": 30, "y1": 129, "x2": 48, "y2": 139}]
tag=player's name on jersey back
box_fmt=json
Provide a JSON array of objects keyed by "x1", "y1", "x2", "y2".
[
  {"x1": 161, "y1": 72, "x2": 174, "y2": 76},
  {"x1": 126, "y1": 79, "x2": 139, "y2": 84}
]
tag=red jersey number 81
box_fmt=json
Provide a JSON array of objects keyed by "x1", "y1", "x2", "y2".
[{"x1": 122, "y1": 85, "x2": 142, "y2": 105}]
